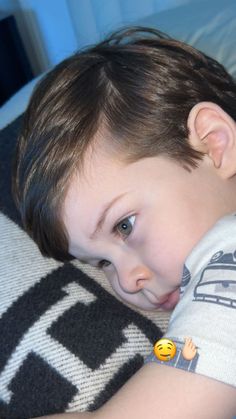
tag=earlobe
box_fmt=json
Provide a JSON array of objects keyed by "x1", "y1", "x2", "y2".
[{"x1": 187, "y1": 102, "x2": 236, "y2": 178}]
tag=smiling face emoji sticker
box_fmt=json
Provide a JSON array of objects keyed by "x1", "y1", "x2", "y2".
[{"x1": 154, "y1": 338, "x2": 177, "y2": 361}]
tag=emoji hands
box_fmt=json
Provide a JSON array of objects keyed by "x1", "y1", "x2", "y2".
[{"x1": 181, "y1": 337, "x2": 197, "y2": 360}]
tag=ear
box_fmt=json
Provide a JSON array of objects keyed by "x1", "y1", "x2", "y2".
[{"x1": 187, "y1": 102, "x2": 236, "y2": 179}]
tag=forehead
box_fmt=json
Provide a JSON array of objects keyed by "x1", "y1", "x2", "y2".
[
  {"x1": 81, "y1": 143, "x2": 125, "y2": 189},
  {"x1": 63, "y1": 153, "x2": 134, "y2": 243},
  {"x1": 62, "y1": 147, "x2": 128, "y2": 252}
]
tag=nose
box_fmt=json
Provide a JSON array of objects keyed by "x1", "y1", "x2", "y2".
[{"x1": 117, "y1": 265, "x2": 152, "y2": 293}]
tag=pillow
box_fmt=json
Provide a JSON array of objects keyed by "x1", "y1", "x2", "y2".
[
  {"x1": 138, "y1": 0, "x2": 236, "y2": 78},
  {"x1": 0, "y1": 76, "x2": 42, "y2": 130},
  {"x1": 0, "y1": 116, "x2": 170, "y2": 418}
]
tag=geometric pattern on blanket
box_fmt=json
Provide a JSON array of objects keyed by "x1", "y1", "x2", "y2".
[{"x1": 0, "y1": 116, "x2": 171, "y2": 418}]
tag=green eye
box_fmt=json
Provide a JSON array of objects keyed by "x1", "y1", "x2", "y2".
[{"x1": 116, "y1": 215, "x2": 135, "y2": 237}]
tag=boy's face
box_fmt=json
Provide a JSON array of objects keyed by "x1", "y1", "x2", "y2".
[{"x1": 62, "y1": 147, "x2": 223, "y2": 311}]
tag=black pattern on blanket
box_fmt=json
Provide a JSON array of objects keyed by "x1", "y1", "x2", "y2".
[{"x1": 0, "y1": 116, "x2": 170, "y2": 419}]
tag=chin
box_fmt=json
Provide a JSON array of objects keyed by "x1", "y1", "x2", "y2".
[{"x1": 130, "y1": 301, "x2": 162, "y2": 312}]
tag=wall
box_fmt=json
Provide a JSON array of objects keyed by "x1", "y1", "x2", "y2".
[{"x1": 0, "y1": 0, "x2": 200, "y2": 75}]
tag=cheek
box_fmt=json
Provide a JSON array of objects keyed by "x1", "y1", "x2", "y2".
[
  {"x1": 105, "y1": 270, "x2": 152, "y2": 309},
  {"x1": 143, "y1": 228, "x2": 185, "y2": 284},
  {"x1": 107, "y1": 275, "x2": 132, "y2": 302},
  {"x1": 110, "y1": 283, "x2": 156, "y2": 310}
]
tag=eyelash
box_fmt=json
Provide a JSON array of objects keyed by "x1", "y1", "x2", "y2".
[{"x1": 98, "y1": 214, "x2": 136, "y2": 269}]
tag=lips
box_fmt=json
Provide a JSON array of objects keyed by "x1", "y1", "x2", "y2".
[
  {"x1": 157, "y1": 293, "x2": 173, "y2": 305},
  {"x1": 159, "y1": 288, "x2": 180, "y2": 310},
  {"x1": 144, "y1": 288, "x2": 180, "y2": 311}
]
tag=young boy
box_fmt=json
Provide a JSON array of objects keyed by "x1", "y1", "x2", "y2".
[{"x1": 12, "y1": 27, "x2": 236, "y2": 418}]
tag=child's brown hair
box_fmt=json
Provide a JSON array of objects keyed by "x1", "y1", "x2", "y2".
[{"x1": 12, "y1": 26, "x2": 236, "y2": 262}]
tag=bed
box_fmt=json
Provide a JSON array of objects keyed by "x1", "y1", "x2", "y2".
[{"x1": 0, "y1": 0, "x2": 236, "y2": 417}]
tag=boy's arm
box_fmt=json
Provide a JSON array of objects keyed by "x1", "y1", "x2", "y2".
[{"x1": 36, "y1": 362, "x2": 236, "y2": 419}]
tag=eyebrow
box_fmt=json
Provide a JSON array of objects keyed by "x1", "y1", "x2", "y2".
[{"x1": 89, "y1": 192, "x2": 128, "y2": 239}]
